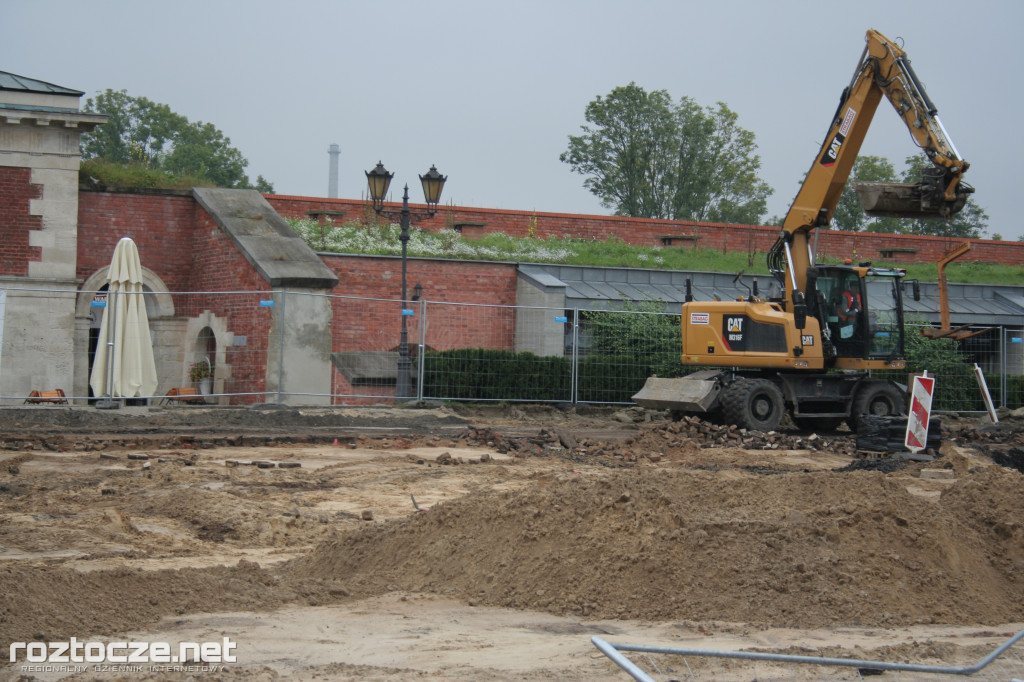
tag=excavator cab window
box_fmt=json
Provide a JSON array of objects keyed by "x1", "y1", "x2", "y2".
[
  {"x1": 816, "y1": 266, "x2": 906, "y2": 362},
  {"x1": 863, "y1": 271, "x2": 906, "y2": 360},
  {"x1": 817, "y1": 268, "x2": 866, "y2": 357}
]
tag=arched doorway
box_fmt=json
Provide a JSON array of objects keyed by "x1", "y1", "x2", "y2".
[{"x1": 193, "y1": 326, "x2": 217, "y2": 395}]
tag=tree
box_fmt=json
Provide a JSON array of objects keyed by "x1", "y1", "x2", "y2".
[
  {"x1": 80, "y1": 89, "x2": 186, "y2": 165},
  {"x1": 81, "y1": 89, "x2": 274, "y2": 192},
  {"x1": 561, "y1": 83, "x2": 772, "y2": 223}
]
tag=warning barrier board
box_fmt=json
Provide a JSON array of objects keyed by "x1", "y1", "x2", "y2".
[{"x1": 905, "y1": 372, "x2": 935, "y2": 453}]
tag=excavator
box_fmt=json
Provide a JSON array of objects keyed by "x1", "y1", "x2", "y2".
[{"x1": 633, "y1": 29, "x2": 974, "y2": 433}]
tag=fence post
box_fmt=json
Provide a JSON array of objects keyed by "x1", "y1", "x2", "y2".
[
  {"x1": 416, "y1": 299, "x2": 427, "y2": 402},
  {"x1": 276, "y1": 290, "x2": 286, "y2": 405},
  {"x1": 570, "y1": 308, "x2": 579, "y2": 404}
]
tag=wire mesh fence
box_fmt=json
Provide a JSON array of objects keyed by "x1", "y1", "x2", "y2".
[{"x1": 0, "y1": 286, "x2": 1021, "y2": 411}]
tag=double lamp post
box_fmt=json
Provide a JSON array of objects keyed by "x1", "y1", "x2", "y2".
[{"x1": 365, "y1": 161, "x2": 447, "y2": 399}]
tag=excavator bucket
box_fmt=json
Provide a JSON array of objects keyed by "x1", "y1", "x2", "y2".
[
  {"x1": 853, "y1": 181, "x2": 969, "y2": 219},
  {"x1": 631, "y1": 372, "x2": 722, "y2": 413}
]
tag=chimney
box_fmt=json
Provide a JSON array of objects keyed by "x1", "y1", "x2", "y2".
[{"x1": 327, "y1": 143, "x2": 340, "y2": 198}]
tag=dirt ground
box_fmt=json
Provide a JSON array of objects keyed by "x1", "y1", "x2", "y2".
[{"x1": 1, "y1": 402, "x2": 1023, "y2": 681}]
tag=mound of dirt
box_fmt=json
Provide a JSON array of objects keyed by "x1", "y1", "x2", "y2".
[
  {"x1": 0, "y1": 561, "x2": 291, "y2": 646},
  {"x1": 289, "y1": 466, "x2": 1024, "y2": 629}
]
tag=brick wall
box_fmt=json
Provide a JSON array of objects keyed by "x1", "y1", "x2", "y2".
[
  {"x1": 323, "y1": 254, "x2": 519, "y2": 351},
  {"x1": 268, "y1": 194, "x2": 1024, "y2": 267},
  {"x1": 322, "y1": 254, "x2": 519, "y2": 402},
  {"x1": 0, "y1": 167, "x2": 43, "y2": 276},
  {"x1": 77, "y1": 190, "x2": 197, "y2": 289}
]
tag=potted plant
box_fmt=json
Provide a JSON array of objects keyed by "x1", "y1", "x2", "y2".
[{"x1": 188, "y1": 359, "x2": 214, "y2": 395}]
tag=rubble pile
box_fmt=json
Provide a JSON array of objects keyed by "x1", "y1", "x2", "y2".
[{"x1": 463, "y1": 415, "x2": 859, "y2": 467}]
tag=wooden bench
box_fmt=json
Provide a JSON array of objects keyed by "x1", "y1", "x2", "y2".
[
  {"x1": 25, "y1": 389, "x2": 68, "y2": 404},
  {"x1": 161, "y1": 387, "x2": 204, "y2": 405}
]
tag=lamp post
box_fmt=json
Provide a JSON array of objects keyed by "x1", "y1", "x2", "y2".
[{"x1": 365, "y1": 161, "x2": 447, "y2": 399}]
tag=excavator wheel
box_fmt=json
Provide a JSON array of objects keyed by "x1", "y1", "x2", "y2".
[
  {"x1": 722, "y1": 378, "x2": 785, "y2": 432},
  {"x1": 849, "y1": 381, "x2": 907, "y2": 433}
]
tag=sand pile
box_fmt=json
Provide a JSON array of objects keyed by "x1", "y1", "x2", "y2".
[{"x1": 290, "y1": 466, "x2": 1024, "y2": 629}]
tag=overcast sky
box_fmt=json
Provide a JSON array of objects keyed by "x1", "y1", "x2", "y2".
[{"x1": 4, "y1": 0, "x2": 1022, "y2": 241}]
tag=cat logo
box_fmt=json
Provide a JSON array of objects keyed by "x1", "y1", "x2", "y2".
[
  {"x1": 801, "y1": 334, "x2": 815, "y2": 346},
  {"x1": 726, "y1": 317, "x2": 743, "y2": 333}
]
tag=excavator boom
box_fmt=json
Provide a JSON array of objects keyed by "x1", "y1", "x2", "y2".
[{"x1": 776, "y1": 29, "x2": 972, "y2": 306}]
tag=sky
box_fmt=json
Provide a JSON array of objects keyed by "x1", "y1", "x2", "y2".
[{"x1": 3, "y1": 0, "x2": 1023, "y2": 242}]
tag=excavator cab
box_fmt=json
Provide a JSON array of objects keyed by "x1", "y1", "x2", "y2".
[{"x1": 813, "y1": 265, "x2": 906, "y2": 366}]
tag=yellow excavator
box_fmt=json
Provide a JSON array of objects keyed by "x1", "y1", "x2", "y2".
[{"x1": 633, "y1": 29, "x2": 974, "y2": 433}]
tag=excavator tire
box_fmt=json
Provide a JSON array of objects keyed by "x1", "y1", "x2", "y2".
[
  {"x1": 721, "y1": 378, "x2": 785, "y2": 432},
  {"x1": 849, "y1": 381, "x2": 907, "y2": 433}
]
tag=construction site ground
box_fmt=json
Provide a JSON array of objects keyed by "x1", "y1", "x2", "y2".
[{"x1": 1, "y1": 402, "x2": 1023, "y2": 681}]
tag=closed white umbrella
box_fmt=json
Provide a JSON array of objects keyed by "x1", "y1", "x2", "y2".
[{"x1": 89, "y1": 237, "x2": 158, "y2": 402}]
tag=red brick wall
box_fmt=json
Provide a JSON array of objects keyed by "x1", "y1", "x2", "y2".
[
  {"x1": 0, "y1": 167, "x2": 42, "y2": 276},
  {"x1": 268, "y1": 194, "x2": 1024, "y2": 267},
  {"x1": 323, "y1": 254, "x2": 519, "y2": 351},
  {"x1": 322, "y1": 254, "x2": 519, "y2": 402},
  {"x1": 185, "y1": 209, "x2": 275, "y2": 402},
  {"x1": 77, "y1": 191, "x2": 197, "y2": 289}
]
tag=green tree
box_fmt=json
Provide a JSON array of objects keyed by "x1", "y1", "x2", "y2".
[
  {"x1": 80, "y1": 89, "x2": 186, "y2": 165},
  {"x1": 81, "y1": 89, "x2": 274, "y2": 192},
  {"x1": 561, "y1": 83, "x2": 772, "y2": 223}
]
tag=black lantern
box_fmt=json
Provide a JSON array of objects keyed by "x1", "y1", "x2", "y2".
[
  {"x1": 365, "y1": 161, "x2": 394, "y2": 211},
  {"x1": 419, "y1": 165, "x2": 447, "y2": 207}
]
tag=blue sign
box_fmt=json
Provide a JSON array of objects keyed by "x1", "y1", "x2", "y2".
[
  {"x1": 259, "y1": 300, "x2": 275, "y2": 307},
  {"x1": 554, "y1": 316, "x2": 568, "y2": 323},
  {"x1": 402, "y1": 308, "x2": 415, "y2": 316},
  {"x1": 1012, "y1": 337, "x2": 1023, "y2": 344},
  {"x1": 91, "y1": 299, "x2": 107, "y2": 308}
]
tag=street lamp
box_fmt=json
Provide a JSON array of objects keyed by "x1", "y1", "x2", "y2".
[{"x1": 365, "y1": 161, "x2": 447, "y2": 399}]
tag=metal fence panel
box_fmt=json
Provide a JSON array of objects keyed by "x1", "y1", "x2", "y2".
[
  {"x1": 417, "y1": 300, "x2": 572, "y2": 403},
  {"x1": 2, "y1": 287, "x2": 1022, "y2": 411},
  {"x1": 573, "y1": 308, "x2": 684, "y2": 405}
]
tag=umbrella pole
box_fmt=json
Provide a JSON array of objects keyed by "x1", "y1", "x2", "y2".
[{"x1": 96, "y1": 288, "x2": 120, "y2": 410}]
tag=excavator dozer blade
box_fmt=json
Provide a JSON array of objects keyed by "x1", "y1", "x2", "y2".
[
  {"x1": 853, "y1": 181, "x2": 969, "y2": 219},
  {"x1": 632, "y1": 372, "x2": 722, "y2": 413}
]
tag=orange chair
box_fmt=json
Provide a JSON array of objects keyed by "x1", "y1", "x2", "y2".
[{"x1": 25, "y1": 389, "x2": 68, "y2": 405}]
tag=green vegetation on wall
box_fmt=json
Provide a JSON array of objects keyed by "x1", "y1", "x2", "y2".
[{"x1": 288, "y1": 217, "x2": 1023, "y2": 286}]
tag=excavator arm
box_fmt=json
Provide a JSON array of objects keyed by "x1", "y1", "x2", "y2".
[{"x1": 773, "y1": 29, "x2": 973, "y2": 308}]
